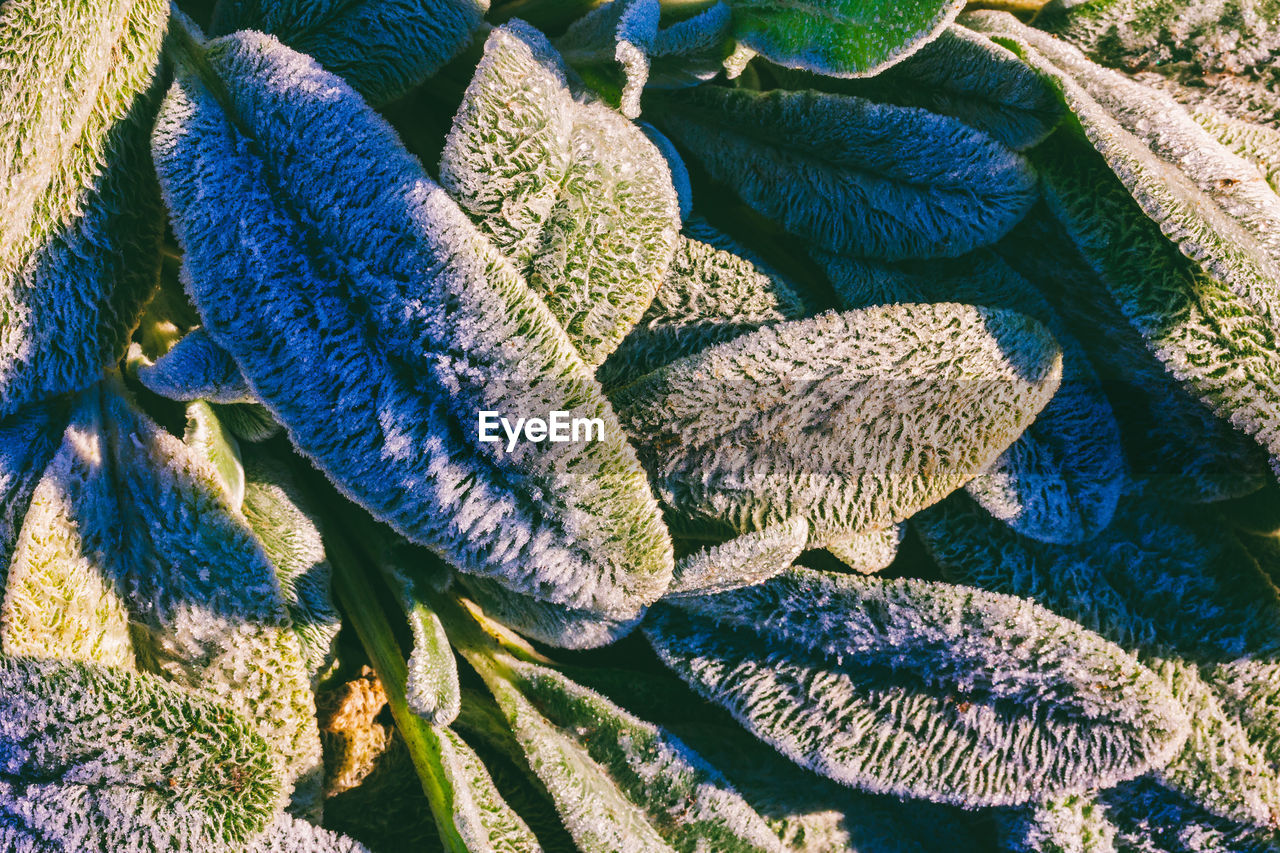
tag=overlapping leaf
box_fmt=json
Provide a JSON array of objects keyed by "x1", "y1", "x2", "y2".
[
  {"x1": 0, "y1": 0, "x2": 167, "y2": 417},
  {"x1": 611, "y1": 303, "x2": 1062, "y2": 542},
  {"x1": 211, "y1": 0, "x2": 488, "y2": 105},
  {"x1": 824, "y1": 525, "x2": 903, "y2": 574},
  {"x1": 248, "y1": 815, "x2": 372, "y2": 853},
  {"x1": 152, "y1": 30, "x2": 673, "y2": 617},
  {"x1": 0, "y1": 656, "x2": 279, "y2": 851},
  {"x1": 667, "y1": 517, "x2": 809, "y2": 597},
  {"x1": 645, "y1": 566, "x2": 1188, "y2": 807},
  {"x1": 138, "y1": 328, "x2": 255, "y2": 404},
  {"x1": 440, "y1": 23, "x2": 682, "y2": 366},
  {"x1": 650, "y1": 84, "x2": 1037, "y2": 260},
  {"x1": 461, "y1": 573, "x2": 644, "y2": 650}
]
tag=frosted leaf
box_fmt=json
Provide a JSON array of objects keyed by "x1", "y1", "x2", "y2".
[
  {"x1": 611, "y1": 304, "x2": 1062, "y2": 542},
  {"x1": 0, "y1": 398, "x2": 68, "y2": 585},
  {"x1": 646, "y1": 566, "x2": 1187, "y2": 807},
  {"x1": 996, "y1": 208, "x2": 1271, "y2": 503},
  {"x1": 152, "y1": 31, "x2": 673, "y2": 617},
  {"x1": 434, "y1": 725, "x2": 544, "y2": 852},
  {"x1": 1152, "y1": 78, "x2": 1280, "y2": 193},
  {"x1": 240, "y1": 453, "x2": 342, "y2": 686},
  {"x1": 183, "y1": 400, "x2": 245, "y2": 511},
  {"x1": 1030, "y1": 132, "x2": 1280, "y2": 480},
  {"x1": 817, "y1": 249, "x2": 1124, "y2": 544},
  {"x1": 556, "y1": 0, "x2": 732, "y2": 118},
  {"x1": 1100, "y1": 777, "x2": 1280, "y2": 853},
  {"x1": 638, "y1": 122, "x2": 693, "y2": 221},
  {"x1": 650, "y1": 85, "x2": 1037, "y2": 260},
  {"x1": 213, "y1": 401, "x2": 283, "y2": 443},
  {"x1": 0, "y1": 656, "x2": 279, "y2": 851},
  {"x1": 1134, "y1": 70, "x2": 1280, "y2": 131},
  {"x1": 137, "y1": 328, "x2": 255, "y2": 404},
  {"x1": 997, "y1": 794, "x2": 1119, "y2": 853},
  {"x1": 916, "y1": 495, "x2": 1280, "y2": 826},
  {"x1": 0, "y1": 379, "x2": 321, "y2": 813},
  {"x1": 773, "y1": 24, "x2": 1063, "y2": 150},
  {"x1": 598, "y1": 217, "x2": 807, "y2": 388},
  {"x1": 381, "y1": 557, "x2": 463, "y2": 725},
  {"x1": 210, "y1": 0, "x2": 488, "y2": 106},
  {"x1": 0, "y1": 0, "x2": 167, "y2": 417},
  {"x1": 725, "y1": 0, "x2": 965, "y2": 78},
  {"x1": 247, "y1": 815, "x2": 372, "y2": 852},
  {"x1": 824, "y1": 525, "x2": 903, "y2": 574},
  {"x1": 461, "y1": 574, "x2": 643, "y2": 649},
  {"x1": 440, "y1": 23, "x2": 682, "y2": 366},
  {"x1": 1036, "y1": 0, "x2": 1280, "y2": 88},
  {"x1": 463, "y1": 649, "x2": 786, "y2": 852},
  {"x1": 667, "y1": 517, "x2": 809, "y2": 597}
]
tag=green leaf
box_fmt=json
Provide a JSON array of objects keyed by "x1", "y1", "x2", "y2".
[
  {"x1": 824, "y1": 525, "x2": 902, "y2": 574},
  {"x1": 611, "y1": 303, "x2": 1062, "y2": 541},
  {"x1": 668, "y1": 517, "x2": 809, "y2": 597},
  {"x1": 916, "y1": 495, "x2": 1280, "y2": 826},
  {"x1": 0, "y1": 398, "x2": 70, "y2": 587},
  {"x1": 0, "y1": 656, "x2": 279, "y2": 850},
  {"x1": 152, "y1": 30, "x2": 674, "y2": 617},
  {"x1": 440, "y1": 22, "x2": 682, "y2": 366},
  {"x1": 0, "y1": 0, "x2": 167, "y2": 417},
  {"x1": 598, "y1": 216, "x2": 808, "y2": 389},
  {"x1": 0, "y1": 378, "x2": 322, "y2": 813},
  {"x1": 645, "y1": 566, "x2": 1189, "y2": 807},
  {"x1": 184, "y1": 399, "x2": 245, "y2": 511},
  {"x1": 649, "y1": 84, "x2": 1037, "y2": 260},
  {"x1": 210, "y1": 0, "x2": 488, "y2": 106},
  {"x1": 997, "y1": 794, "x2": 1118, "y2": 853},
  {"x1": 725, "y1": 0, "x2": 965, "y2": 78}
]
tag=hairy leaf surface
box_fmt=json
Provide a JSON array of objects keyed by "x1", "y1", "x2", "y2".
[
  {"x1": 248, "y1": 815, "x2": 373, "y2": 852},
  {"x1": 612, "y1": 304, "x2": 1062, "y2": 541},
  {"x1": 651, "y1": 84, "x2": 1036, "y2": 260},
  {"x1": 646, "y1": 567, "x2": 1187, "y2": 807},
  {"x1": 138, "y1": 328, "x2": 255, "y2": 404},
  {"x1": 441, "y1": 23, "x2": 682, "y2": 366},
  {"x1": 668, "y1": 517, "x2": 809, "y2": 597},
  {"x1": 824, "y1": 525, "x2": 903, "y2": 574},
  {"x1": 152, "y1": 31, "x2": 673, "y2": 617},
  {"x1": 462, "y1": 574, "x2": 643, "y2": 650}
]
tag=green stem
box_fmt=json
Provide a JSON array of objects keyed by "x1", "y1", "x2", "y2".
[
  {"x1": 325, "y1": 527, "x2": 472, "y2": 853},
  {"x1": 965, "y1": 0, "x2": 1051, "y2": 15}
]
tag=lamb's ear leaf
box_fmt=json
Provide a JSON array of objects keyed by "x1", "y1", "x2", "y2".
[
  {"x1": 996, "y1": 209, "x2": 1271, "y2": 503},
  {"x1": 1101, "y1": 776, "x2": 1280, "y2": 853},
  {"x1": 433, "y1": 725, "x2": 545, "y2": 852},
  {"x1": 461, "y1": 574, "x2": 644, "y2": 650},
  {"x1": 459, "y1": 645, "x2": 786, "y2": 852},
  {"x1": 645, "y1": 566, "x2": 1189, "y2": 808},
  {"x1": 1133, "y1": 69, "x2": 1280, "y2": 131},
  {"x1": 209, "y1": 0, "x2": 487, "y2": 105},
  {"x1": 771, "y1": 24, "x2": 1063, "y2": 150},
  {"x1": 649, "y1": 85, "x2": 1036, "y2": 260},
  {"x1": 138, "y1": 328, "x2": 255, "y2": 404},
  {"x1": 1153, "y1": 79, "x2": 1280, "y2": 193},
  {"x1": 152, "y1": 30, "x2": 673, "y2": 616},
  {"x1": 1030, "y1": 131, "x2": 1280, "y2": 480},
  {"x1": 1034, "y1": 0, "x2": 1280, "y2": 89},
  {"x1": 667, "y1": 517, "x2": 809, "y2": 597},
  {"x1": 0, "y1": 398, "x2": 70, "y2": 583},
  {"x1": 184, "y1": 400, "x2": 245, "y2": 511},
  {"x1": 820, "y1": 249, "x2": 1124, "y2": 544},
  {"x1": 0, "y1": 656, "x2": 280, "y2": 850},
  {"x1": 440, "y1": 22, "x2": 681, "y2": 366},
  {"x1": 0, "y1": 0, "x2": 167, "y2": 417},
  {"x1": 599, "y1": 217, "x2": 807, "y2": 388},
  {"x1": 0, "y1": 379, "x2": 322, "y2": 813},
  {"x1": 824, "y1": 525, "x2": 903, "y2": 574},
  {"x1": 638, "y1": 122, "x2": 693, "y2": 221},
  {"x1": 996, "y1": 794, "x2": 1118, "y2": 853},
  {"x1": 247, "y1": 815, "x2": 372, "y2": 853},
  {"x1": 611, "y1": 303, "x2": 1062, "y2": 542},
  {"x1": 916, "y1": 495, "x2": 1280, "y2": 826},
  {"x1": 725, "y1": 0, "x2": 964, "y2": 78},
  {"x1": 214, "y1": 401, "x2": 283, "y2": 443}
]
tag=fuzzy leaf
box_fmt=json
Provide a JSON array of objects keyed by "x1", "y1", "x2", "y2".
[
  {"x1": 611, "y1": 303, "x2": 1062, "y2": 542},
  {"x1": 916, "y1": 495, "x2": 1280, "y2": 826},
  {"x1": 462, "y1": 648, "x2": 786, "y2": 852},
  {"x1": 598, "y1": 217, "x2": 807, "y2": 388},
  {"x1": 824, "y1": 525, "x2": 903, "y2": 574},
  {"x1": 433, "y1": 725, "x2": 544, "y2": 852},
  {"x1": 651, "y1": 84, "x2": 1037, "y2": 260},
  {"x1": 0, "y1": 656, "x2": 279, "y2": 851},
  {"x1": 817, "y1": 249, "x2": 1124, "y2": 544},
  {"x1": 1098, "y1": 776, "x2": 1280, "y2": 853},
  {"x1": 210, "y1": 0, "x2": 488, "y2": 105},
  {"x1": 440, "y1": 23, "x2": 682, "y2": 366},
  {"x1": 462, "y1": 574, "x2": 644, "y2": 650},
  {"x1": 0, "y1": 0, "x2": 167, "y2": 417},
  {"x1": 247, "y1": 815, "x2": 372, "y2": 853},
  {"x1": 645, "y1": 566, "x2": 1189, "y2": 807},
  {"x1": 137, "y1": 328, "x2": 255, "y2": 404},
  {"x1": 997, "y1": 794, "x2": 1118, "y2": 853},
  {"x1": 725, "y1": 0, "x2": 965, "y2": 78},
  {"x1": 152, "y1": 31, "x2": 673, "y2": 617},
  {"x1": 0, "y1": 398, "x2": 69, "y2": 583},
  {"x1": 774, "y1": 24, "x2": 1063, "y2": 150},
  {"x1": 1134, "y1": 69, "x2": 1280, "y2": 131},
  {"x1": 668, "y1": 517, "x2": 809, "y2": 597},
  {"x1": 183, "y1": 399, "x2": 245, "y2": 511},
  {"x1": 0, "y1": 379, "x2": 322, "y2": 812},
  {"x1": 639, "y1": 122, "x2": 694, "y2": 220},
  {"x1": 214, "y1": 401, "x2": 282, "y2": 443}
]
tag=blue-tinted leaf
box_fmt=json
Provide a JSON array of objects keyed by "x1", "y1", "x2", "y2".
[
  {"x1": 211, "y1": 0, "x2": 488, "y2": 105},
  {"x1": 248, "y1": 815, "x2": 372, "y2": 852},
  {"x1": 440, "y1": 23, "x2": 682, "y2": 366},
  {"x1": 668, "y1": 517, "x2": 808, "y2": 597},
  {"x1": 0, "y1": 656, "x2": 279, "y2": 851},
  {"x1": 612, "y1": 304, "x2": 1062, "y2": 542},
  {"x1": 0, "y1": 0, "x2": 167, "y2": 417},
  {"x1": 0, "y1": 398, "x2": 68, "y2": 584},
  {"x1": 646, "y1": 567, "x2": 1188, "y2": 807},
  {"x1": 138, "y1": 328, "x2": 254, "y2": 404},
  {"x1": 1099, "y1": 776, "x2": 1280, "y2": 853},
  {"x1": 152, "y1": 31, "x2": 673, "y2": 617},
  {"x1": 462, "y1": 573, "x2": 644, "y2": 650},
  {"x1": 725, "y1": 0, "x2": 964, "y2": 78},
  {"x1": 651, "y1": 84, "x2": 1037, "y2": 259}
]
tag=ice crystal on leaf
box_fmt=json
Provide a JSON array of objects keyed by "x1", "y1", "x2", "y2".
[{"x1": 138, "y1": 328, "x2": 255, "y2": 405}]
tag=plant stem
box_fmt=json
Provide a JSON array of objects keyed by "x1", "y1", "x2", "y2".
[
  {"x1": 325, "y1": 527, "x2": 471, "y2": 853},
  {"x1": 965, "y1": 0, "x2": 1051, "y2": 15}
]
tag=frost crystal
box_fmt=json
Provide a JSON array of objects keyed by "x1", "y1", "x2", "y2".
[{"x1": 138, "y1": 329, "x2": 255, "y2": 404}]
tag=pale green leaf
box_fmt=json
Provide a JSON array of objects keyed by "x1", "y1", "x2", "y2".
[
  {"x1": 184, "y1": 400, "x2": 245, "y2": 511},
  {"x1": 824, "y1": 525, "x2": 902, "y2": 574},
  {"x1": 668, "y1": 517, "x2": 809, "y2": 597}
]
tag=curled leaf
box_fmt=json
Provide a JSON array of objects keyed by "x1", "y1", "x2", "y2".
[
  {"x1": 824, "y1": 525, "x2": 903, "y2": 574},
  {"x1": 137, "y1": 328, "x2": 255, "y2": 404},
  {"x1": 668, "y1": 517, "x2": 809, "y2": 597}
]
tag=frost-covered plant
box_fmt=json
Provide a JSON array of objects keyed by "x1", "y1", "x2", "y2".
[{"x1": 2, "y1": 0, "x2": 1280, "y2": 850}]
